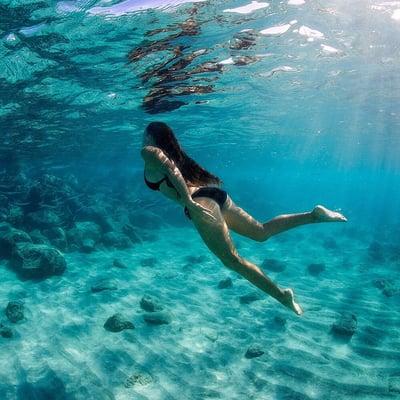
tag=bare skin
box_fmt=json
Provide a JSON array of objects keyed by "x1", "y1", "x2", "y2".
[{"x1": 141, "y1": 140, "x2": 347, "y2": 315}]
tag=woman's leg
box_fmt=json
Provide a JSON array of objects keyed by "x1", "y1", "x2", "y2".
[
  {"x1": 222, "y1": 197, "x2": 346, "y2": 242},
  {"x1": 188, "y1": 197, "x2": 303, "y2": 315}
]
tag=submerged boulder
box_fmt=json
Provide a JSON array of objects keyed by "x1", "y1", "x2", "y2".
[
  {"x1": 368, "y1": 241, "x2": 384, "y2": 262},
  {"x1": 124, "y1": 372, "x2": 153, "y2": 388},
  {"x1": 245, "y1": 345, "x2": 265, "y2": 359},
  {"x1": 29, "y1": 229, "x2": 49, "y2": 245},
  {"x1": 307, "y1": 263, "x2": 326, "y2": 276},
  {"x1": 67, "y1": 221, "x2": 102, "y2": 250},
  {"x1": 218, "y1": 277, "x2": 233, "y2": 289},
  {"x1": 25, "y1": 209, "x2": 61, "y2": 229},
  {"x1": 261, "y1": 258, "x2": 286, "y2": 273},
  {"x1": 185, "y1": 254, "x2": 207, "y2": 264},
  {"x1": 140, "y1": 257, "x2": 157, "y2": 267},
  {"x1": 0, "y1": 322, "x2": 13, "y2": 338},
  {"x1": 373, "y1": 278, "x2": 399, "y2": 297},
  {"x1": 8, "y1": 206, "x2": 24, "y2": 227},
  {"x1": 5, "y1": 301, "x2": 25, "y2": 323},
  {"x1": 113, "y1": 259, "x2": 127, "y2": 269},
  {"x1": 91, "y1": 278, "x2": 118, "y2": 293},
  {"x1": 239, "y1": 292, "x2": 262, "y2": 304},
  {"x1": 102, "y1": 232, "x2": 132, "y2": 249},
  {"x1": 104, "y1": 313, "x2": 134, "y2": 332},
  {"x1": 81, "y1": 239, "x2": 95, "y2": 253},
  {"x1": 140, "y1": 295, "x2": 163, "y2": 312},
  {"x1": 122, "y1": 224, "x2": 142, "y2": 243},
  {"x1": 323, "y1": 237, "x2": 338, "y2": 249},
  {"x1": 76, "y1": 205, "x2": 115, "y2": 232},
  {"x1": 331, "y1": 312, "x2": 357, "y2": 338},
  {"x1": 0, "y1": 226, "x2": 32, "y2": 259},
  {"x1": 143, "y1": 311, "x2": 171, "y2": 325},
  {"x1": 11, "y1": 243, "x2": 66, "y2": 279},
  {"x1": 41, "y1": 227, "x2": 67, "y2": 251}
]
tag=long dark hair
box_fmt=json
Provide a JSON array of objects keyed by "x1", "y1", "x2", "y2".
[{"x1": 146, "y1": 122, "x2": 221, "y2": 186}]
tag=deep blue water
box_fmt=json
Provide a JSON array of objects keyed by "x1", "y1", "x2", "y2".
[{"x1": 1, "y1": 0, "x2": 400, "y2": 399}]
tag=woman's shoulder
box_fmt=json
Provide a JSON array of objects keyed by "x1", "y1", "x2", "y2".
[{"x1": 141, "y1": 145, "x2": 167, "y2": 162}]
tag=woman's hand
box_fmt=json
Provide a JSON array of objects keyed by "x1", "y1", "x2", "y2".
[{"x1": 186, "y1": 199, "x2": 216, "y2": 222}]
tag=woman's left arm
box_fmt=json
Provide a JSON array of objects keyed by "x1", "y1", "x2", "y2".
[
  {"x1": 141, "y1": 146, "x2": 193, "y2": 204},
  {"x1": 141, "y1": 146, "x2": 216, "y2": 221}
]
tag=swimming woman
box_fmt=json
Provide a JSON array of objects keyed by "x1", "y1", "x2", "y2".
[{"x1": 141, "y1": 122, "x2": 347, "y2": 315}]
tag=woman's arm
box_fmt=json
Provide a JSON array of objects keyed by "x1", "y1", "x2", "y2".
[
  {"x1": 141, "y1": 146, "x2": 192, "y2": 203},
  {"x1": 141, "y1": 146, "x2": 216, "y2": 221}
]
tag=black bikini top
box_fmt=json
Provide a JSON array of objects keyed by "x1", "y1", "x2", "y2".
[{"x1": 144, "y1": 172, "x2": 174, "y2": 191}]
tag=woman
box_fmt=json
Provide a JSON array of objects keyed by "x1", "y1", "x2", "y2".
[{"x1": 141, "y1": 122, "x2": 347, "y2": 315}]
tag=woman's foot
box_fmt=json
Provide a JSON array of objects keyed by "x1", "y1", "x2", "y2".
[
  {"x1": 312, "y1": 205, "x2": 347, "y2": 222},
  {"x1": 280, "y1": 288, "x2": 303, "y2": 316}
]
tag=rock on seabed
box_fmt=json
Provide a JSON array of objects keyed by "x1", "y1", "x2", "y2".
[{"x1": 11, "y1": 243, "x2": 66, "y2": 279}]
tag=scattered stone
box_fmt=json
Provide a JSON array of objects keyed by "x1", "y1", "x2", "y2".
[
  {"x1": 0, "y1": 222, "x2": 12, "y2": 233},
  {"x1": 323, "y1": 237, "x2": 338, "y2": 249},
  {"x1": 201, "y1": 327, "x2": 219, "y2": 342},
  {"x1": 331, "y1": 312, "x2": 357, "y2": 338},
  {"x1": 42, "y1": 227, "x2": 67, "y2": 250},
  {"x1": 389, "y1": 375, "x2": 400, "y2": 394},
  {"x1": 0, "y1": 323, "x2": 13, "y2": 338},
  {"x1": 76, "y1": 205, "x2": 114, "y2": 232},
  {"x1": 185, "y1": 255, "x2": 207, "y2": 264},
  {"x1": 140, "y1": 295, "x2": 163, "y2": 312},
  {"x1": 124, "y1": 372, "x2": 153, "y2": 388},
  {"x1": 91, "y1": 279, "x2": 118, "y2": 293},
  {"x1": 8, "y1": 206, "x2": 24, "y2": 226},
  {"x1": 368, "y1": 241, "x2": 384, "y2": 262},
  {"x1": 245, "y1": 345, "x2": 264, "y2": 359},
  {"x1": 5, "y1": 301, "x2": 24, "y2": 323},
  {"x1": 102, "y1": 232, "x2": 132, "y2": 249},
  {"x1": 0, "y1": 195, "x2": 8, "y2": 208},
  {"x1": 11, "y1": 243, "x2": 66, "y2": 279},
  {"x1": 239, "y1": 292, "x2": 262, "y2": 304},
  {"x1": 218, "y1": 277, "x2": 233, "y2": 289},
  {"x1": 373, "y1": 278, "x2": 400, "y2": 297},
  {"x1": 81, "y1": 239, "x2": 96, "y2": 253},
  {"x1": 387, "y1": 244, "x2": 400, "y2": 261},
  {"x1": 113, "y1": 259, "x2": 127, "y2": 269},
  {"x1": 25, "y1": 209, "x2": 61, "y2": 229},
  {"x1": 307, "y1": 263, "x2": 326, "y2": 276},
  {"x1": 143, "y1": 311, "x2": 171, "y2": 325},
  {"x1": 0, "y1": 209, "x2": 8, "y2": 223},
  {"x1": 140, "y1": 257, "x2": 157, "y2": 267},
  {"x1": 67, "y1": 221, "x2": 102, "y2": 248},
  {"x1": 261, "y1": 258, "x2": 286, "y2": 273},
  {"x1": 273, "y1": 315, "x2": 287, "y2": 328},
  {"x1": 359, "y1": 326, "x2": 383, "y2": 347},
  {"x1": 373, "y1": 279, "x2": 386, "y2": 290},
  {"x1": 0, "y1": 227, "x2": 32, "y2": 259},
  {"x1": 382, "y1": 285, "x2": 399, "y2": 297},
  {"x1": 29, "y1": 229, "x2": 49, "y2": 245},
  {"x1": 103, "y1": 314, "x2": 134, "y2": 332},
  {"x1": 122, "y1": 224, "x2": 142, "y2": 243},
  {"x1": 129, "y1": 211, "x2": 163, "y2": 230}
]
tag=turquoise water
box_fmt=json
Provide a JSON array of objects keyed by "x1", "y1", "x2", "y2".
[{"x1": 1, "y1": 0, "x2": 400, "y2": 398}]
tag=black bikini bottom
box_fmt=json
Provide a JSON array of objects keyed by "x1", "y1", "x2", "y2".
[{"x1": 184, "y1": 187, "x2": 228, "y2": 220}]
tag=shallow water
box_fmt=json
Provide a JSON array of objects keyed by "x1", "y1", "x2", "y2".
[{"x1": 1, "y1": 0, "x2": 400, "y2": 399}]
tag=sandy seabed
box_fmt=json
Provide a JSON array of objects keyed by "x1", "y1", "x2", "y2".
[{"x1": 0, "y1": 223, "x2": 399, "y2": 400}]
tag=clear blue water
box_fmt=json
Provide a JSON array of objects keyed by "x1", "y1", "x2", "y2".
[{"x1": 1, "y1": 0, "x2": 400, "y2": 399}]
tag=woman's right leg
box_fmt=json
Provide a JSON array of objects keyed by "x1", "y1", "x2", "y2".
[
  {"x1": 222, "y1": 197, "x2": 346, "y2": 242},
  {"x1": 189, "y1": 197, "x2": 303, "y2": 315}
]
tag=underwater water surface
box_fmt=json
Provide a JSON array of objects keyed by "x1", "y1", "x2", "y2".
[{"x1": 1, "y1": 0, "x2": 400, "y2": 399}]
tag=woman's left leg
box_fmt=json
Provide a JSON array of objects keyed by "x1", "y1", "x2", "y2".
[
  {"x1": 188, "y1": 197, "x2": 303, "y2": 315},
  {"x1": 222, "y1": 197, "x2": 346, "y2": 242}
]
